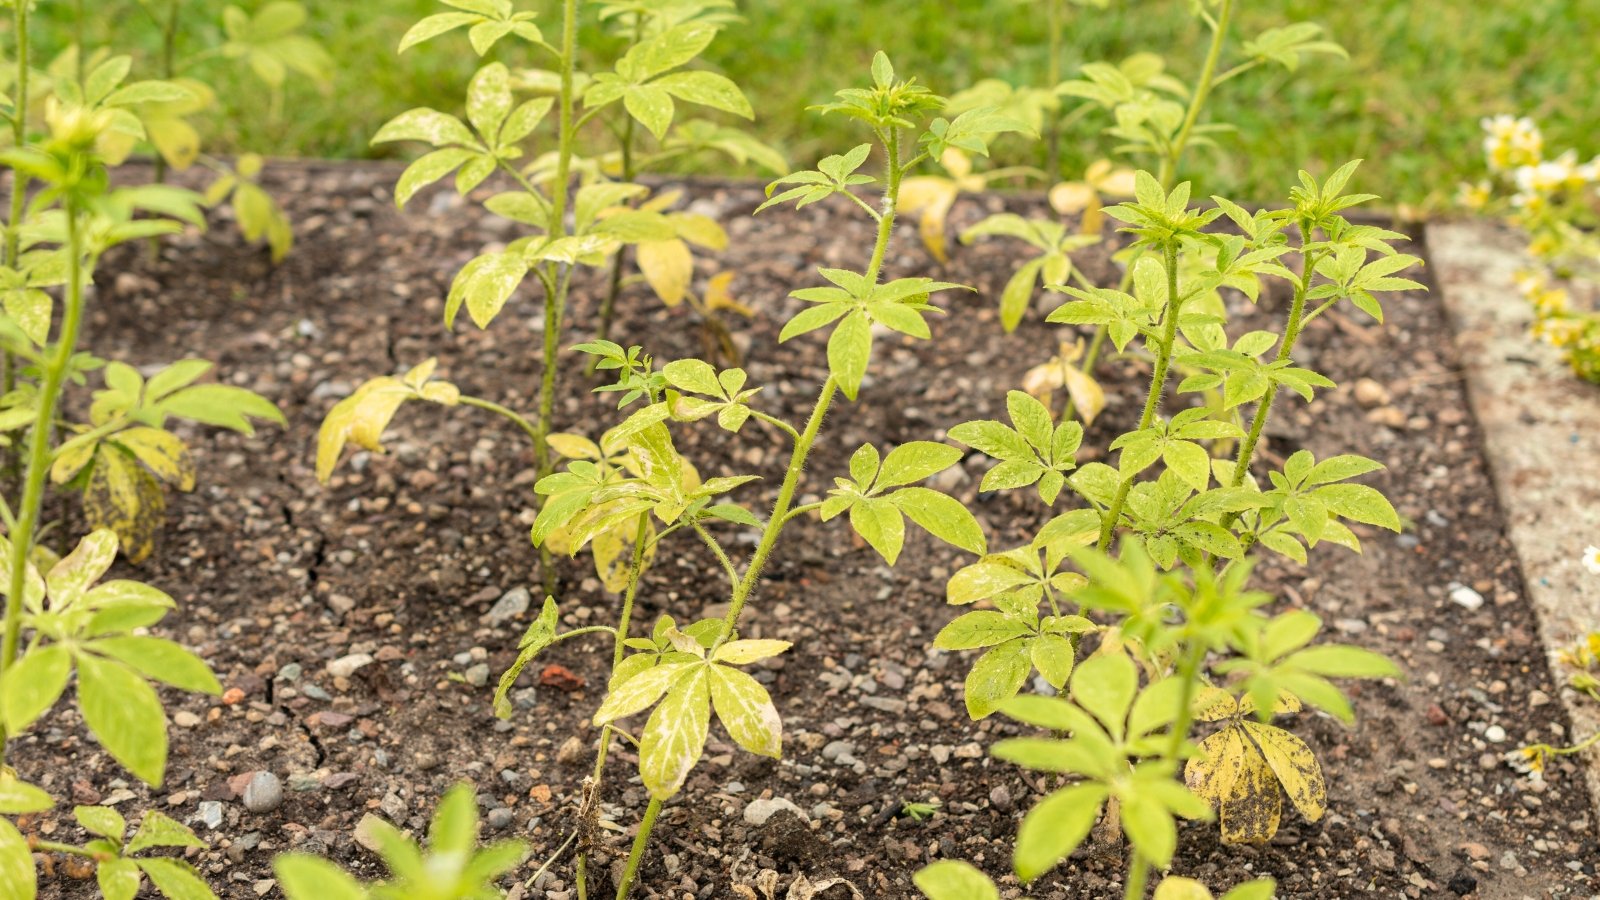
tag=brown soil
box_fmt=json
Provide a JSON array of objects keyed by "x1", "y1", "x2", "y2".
[{"x1": 13, "y1": 162, "x2": 1597, "y2": 899}]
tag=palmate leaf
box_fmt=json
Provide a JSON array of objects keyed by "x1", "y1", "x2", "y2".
[{"x1": 1185, "y1": 716, "x2": 1326, "y2": 844}]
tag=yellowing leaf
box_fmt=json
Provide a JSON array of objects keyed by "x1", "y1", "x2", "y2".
[
  {"x1": 640, "y1": 667, "x2": 711, "y2": 799},
  {"x1": 1049, "y1": 181, "x2": 1096, "y2": 215},
  {"x1": 702, "y1": 271, "x2": 753, "y2": 317},
  {"x1": 591, "y1": 514, "x2": 656, "y2": 592},
  {"x1": 710, "y1": 639, "x2": 792, "y2": 665},
  {"x1": 1185, "y1": 725, "x2": 1281, "y2": 844},
  {"x1": 84, "y1": 447, "x2": 166, "y2": 563},
  {"x1": 315, "y1": 376, "x2": 410, "y2": 482},
  {"x1": 898, "y1": 177, "x2": 959, "y2": 263},
  {"x1": 637, "y1": 238, "x2": 693, "y2": 306},
  {"x1": 1153, "y1": 877, "x2": 1215, "y2": 900},
  {"x1": 1062, "y1": 362, "x2": 1106, "y2": 425},
  {"x1": 670, "y1": 212, "x2": 727, "y2": 250},
  {"x1": 1242, "y1": 720, "x2": 1326, "y2": 822},
  {"x1": 547, "y1": 433, "x2": 601, "y2": 460},
  {"x1": 112, "y1": 427, "x2": 196, "y2": 491}
]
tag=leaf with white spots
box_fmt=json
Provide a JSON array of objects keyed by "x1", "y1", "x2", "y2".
[
  {"x1": 639, "y1": 667, "x2": 710, "y2": 799},
  {"x1": 709, "y1": 664, "x2": 782, "y2": 758}
]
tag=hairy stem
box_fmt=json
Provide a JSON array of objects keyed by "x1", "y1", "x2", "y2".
[
  {"x1": 1229, "y1": 227, "x2": 1318, "y2": 488},
  {"x1": 715, "y1": 126, "x2": 907, "y2": 646},
  {"x1": 577, "y1": 512, "x2": 651, "y2": 897},
  {"x1": 1098, "y1": 241, "x2": 1181, "y2": 547},
  {"x1": 614, "y1": 796, "x2": 662, "y2": 900},
  {"x1": 1, "y1": 199, "x2": 89, "y2": 769},
  {"x1": 1157, "y1": 0, "x2": 1234, "y2": 187},
  {"x1": 532, "y1": 0, "x2": 581, "y2": 597}
]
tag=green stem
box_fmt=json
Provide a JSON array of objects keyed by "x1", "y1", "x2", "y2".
[
  {"x1": 458, "y1": 395, "x2": 541, "y2": 447},
  {"x1": 715, "y1": 126, "x2": 905, "y2": 647},
  {"x1": 1097, "y1": 242, "x2": 1181, "y2": 547},
  {"x1": 152, "y1": 0, "x2": 179, "y2": 186},
  {"x1": 1157, "y1": 0, "x2": 1234, "y2": 186},
  {"x1": 532, "y1": 0, "x2": 581, "y2": 597},
  {"x1": 716, "y1": 376, "x2": 836, "y2": 644},
  {"x1": 1, "y1": 199, "x2": 89, "y2": 770},
  {"x1": 592, "y1": 16, "x2": 643, "y2": 360},
  {"x1": 3, "y1": 0, "x2": 31, "y2": 489},
  {"x1": 1165, "y1": 642, "x2": 1205, "y2": 761},
  {"x1": 614, "y1": 796, "x2": 662, "y2": 900},
  {"x1": 1045, "y1": 0, "x2": 1063, "y2": 178},
  {"x1": 578, "y1": 512, "x2": 651, "y2": 897},
  {"x1": 692, "y1": 522, "x2": 738, "y2": 587},
  {"x1": 29, "y1": 839, "x2": 98, "y2": 859},
  {"x1": 1229, "y1": 229, "x2": 1318, "y2": 488}
]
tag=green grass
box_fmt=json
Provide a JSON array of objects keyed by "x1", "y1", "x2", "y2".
[{"x1": 28, "y1": 0, "x2": 1600, "y2": 208}]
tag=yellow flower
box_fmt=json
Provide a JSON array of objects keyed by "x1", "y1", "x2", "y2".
[{"x1": 1481, "y1": 114, "x2": 1543, "y2": 172}]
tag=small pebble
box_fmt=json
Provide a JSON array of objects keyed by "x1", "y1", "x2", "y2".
[{"x1": 242, "y1": 772, "x2": 284, "y2": 813}]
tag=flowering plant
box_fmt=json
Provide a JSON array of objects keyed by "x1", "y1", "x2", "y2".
[{"x1": 1465, "y1": 115, "x2": 1600, "y2": 381}]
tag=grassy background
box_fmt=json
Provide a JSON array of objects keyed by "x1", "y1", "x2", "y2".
[{"x1": 29, "y1": 0, "x2": 1600, "y2": 208}]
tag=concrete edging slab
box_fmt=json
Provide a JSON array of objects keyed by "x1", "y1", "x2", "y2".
[{"x1": 1427, "y1": 219, "x2": 1600, "y2": 813}]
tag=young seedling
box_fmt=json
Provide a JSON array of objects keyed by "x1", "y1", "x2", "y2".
[
  {"x1": 580, "y1": 1, "x2": 786, "y2": 359},
  {"x1": 275, "y1": 783, "x2": 527, "y2": 900},
  {"x1": 915, "y1": 163, "x2": 1418, "y2": 897},
  {"x1": 0, "y1": 17, "x2": 284, "y2": 894},
  {"x1": 959, "y1": 0, "x2": 1347, "y2": 429},
  {"x1": 479, "y1": 52, "x2": 1025, "y2": 898}
]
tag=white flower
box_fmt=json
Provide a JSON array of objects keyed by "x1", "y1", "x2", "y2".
[
  {"x1": 1583, "y1": 546, "x2": 1600, "y2": 574},
  {"x1": 1482, "y1": 114, "x2": 1543, "y2": 172}
]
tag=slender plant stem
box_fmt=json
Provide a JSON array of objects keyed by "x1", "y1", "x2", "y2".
[
  {"x1": 715, "y1": 375, "x2": 836, "y2": 645},
  {"x1": 1097, "y1": 242, "x2": 1181, "y2": 547},
  {"x1": 713, "y1": 128, "x2": 907, "y2": 646},
  {"x1": 458, "y1": 395, "x2": 541, "y2": 447},
  {"x1": 592, "y1": 15, "x2": 644, "y2": 359},
  {"x1": 29, "y1": 839, "x2": 98, "y2": 859},
  {"x1": 613, "y1": 796, "x2": 662, "y2": 899},
  {"x1": 1165, "y1": 641, "x2": 1205, "y2": 761},
  {"x1": 1070, "y1": 0, "x2": 1232, "y2": 393},
  {"x1": 1045, "y1": 0, "x2": 1063, "y2": 178},
  {"x1": 1229, "y1": 227, "x2": 1318, "y2": 488},
  {"x1": 1157, "y1": 0, "x2": 1234, "y2": 187},
  {"x1": 1, "y1": 199, "x2": 89, "y2": 769},
  {"x1": 152, "y1": 0, "x2": 179, "y2": 186},
  {"x1": 577, "y1": 512, "x2": 651, "y2": 897},
  {"x1": 2, "y1": 0, "x2": 32, "y2": 489},
  {"x1": 532, "y1": 0, "x2": 581, "y2": 597}
]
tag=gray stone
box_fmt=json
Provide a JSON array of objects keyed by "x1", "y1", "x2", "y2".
[
  {"x1": 326, "y1": 653, "x2": 374, "y2": 678},
  {"x1": 197, "y1": 800, "x2": 224, "y2": 829},
  {"x1": 485, "y1": 587, "x2": 531, "y2": 625},
  {"x1": 242, "y1": 772, "x2": 283, "y2": 813},
  {"x1": 743, "y1": 797, "x2": 806, "y2": 826},
  {"x1": 465, "y1": 663, "x2": 490, "y2": 687}
]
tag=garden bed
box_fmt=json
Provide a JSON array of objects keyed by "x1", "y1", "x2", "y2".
[{"x1": 15, "y1": 163, "x2": 1596, "y2": 898}]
